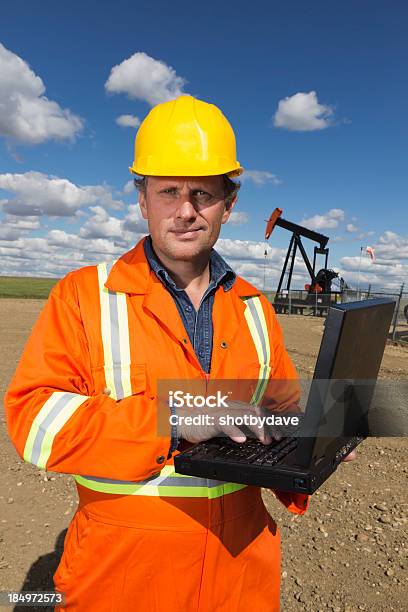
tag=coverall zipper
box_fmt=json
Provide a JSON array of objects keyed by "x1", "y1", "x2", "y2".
[{"x1": 192, "y1": 285, "x2": 214, "y2": 393}]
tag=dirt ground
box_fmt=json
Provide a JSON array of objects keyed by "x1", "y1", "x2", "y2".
[{"x1": 0, "y1": 299, "x2": 407, "y2": 612}]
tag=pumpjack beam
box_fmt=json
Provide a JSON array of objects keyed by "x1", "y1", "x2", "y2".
[{"x1": 265, "y1": 208, "x2": 329, "y2": 249}]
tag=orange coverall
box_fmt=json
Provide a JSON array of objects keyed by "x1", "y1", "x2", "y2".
[{"x1": 5, "y1": 237, "x2": 309, "y2": 611}]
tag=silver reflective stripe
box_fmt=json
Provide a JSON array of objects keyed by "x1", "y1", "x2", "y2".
[
  {"x1": 246, "y1": 299, "x2": 268, "y2": 368},
  {"x1": 83, "y1": 466, "x2": 176, "y2": 487},
  {"x1": 242, "y1": 296, "x2": 271, "y2": 405},
  {"x1": 97, "y1": 261, "x2": 132, "y2": 400},
  {"x1": 108, "y1": 280, "x2": 125, "y2": 399},
  {"x1": 24, "y1": 392, "x2": 89, "y2": 469},
  {"x1": 157, "y1": 476, "x2": 226, "y2": 488}
]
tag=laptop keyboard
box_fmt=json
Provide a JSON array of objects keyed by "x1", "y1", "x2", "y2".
[{"x1": 181, "y1": 437, "x2": 298, "y2": 466}]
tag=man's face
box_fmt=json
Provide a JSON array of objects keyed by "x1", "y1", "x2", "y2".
[{"x1": 139, "y1": 176, "x2": 236, "y2": 262}]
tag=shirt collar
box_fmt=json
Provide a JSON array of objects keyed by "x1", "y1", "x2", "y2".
[
  {"x1": 143, "y1": 235, "x2": 236, "y2": 292},
  {"x1": 105, "y1": 237, "x2": 258, "y2": 298}
]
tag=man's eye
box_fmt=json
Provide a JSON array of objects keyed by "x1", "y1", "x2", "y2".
[
  {"x1": 161, "y1": 188, "x2": 177, "y2": 195},
  {"x1": 194, "y1": 190, "x2": 211, "y2": 199}
]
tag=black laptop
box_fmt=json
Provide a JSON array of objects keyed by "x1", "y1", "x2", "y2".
[{"x1": 174, "y1": 298, "x2": 396, "y2": 494}]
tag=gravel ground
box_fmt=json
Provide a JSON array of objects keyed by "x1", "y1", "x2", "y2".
[{"x1": 0, "y1": 301, "x2": 407, "y2": 611}]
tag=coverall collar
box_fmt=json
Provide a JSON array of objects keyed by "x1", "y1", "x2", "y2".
[
  {"x1": 105, "y1": 237, "x2": 261, "y2": 376},
  {"x1": 105, "y1": 237, "x2": 260, "y2": 299},
  {"x1": 143, "y1": 235, "x2": 236, "y2": 293}
]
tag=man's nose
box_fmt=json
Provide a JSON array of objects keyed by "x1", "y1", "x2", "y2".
[{"x1": 176, "y1": 198, "x2": 198, "y2": 221}]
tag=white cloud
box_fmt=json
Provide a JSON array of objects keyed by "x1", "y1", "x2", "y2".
[
  {"x1": 340, "y1": 256, "x2": 377, "y2": 271},
  {"x1": 79, "y1": 206, "x2": 123, "y2": 239},
  {"x1": 227, "y1": 212, "x2": 249, "y2": 226},
  {"x1": 217, "y1": 239, "x2": 283, "y2": 263},
  {"x1": 3, "y1": 213, "x2": 40, "y2": 230},
  {"x1": 337, "y1": 231, "x2": 408, "y2": 290},
  {"x1": 0, "y1": 236, "x2": 52, "y2": 256},
  {"x1": 376, "y1": 231, "x2": 408, "y2": 261},
  {"x1": 330, "y1": 236, "x2": 347, "y2": 243},
  {"x1": 216, "y1": 239, "x2": 285, "y2": 288},
  {"x1": 123, "y1": 180, "x2": 135, "y2": 194},
  {"x1": 0, "y1": 192, "x2": 149, "y2": 276},
  {"x1": 241, "y1": 170, "x2": 282, "y2": 186},
  {"x1": 216, "y1": 238, "x2": 324, "y2": 289},
  {"x1": 105, "y1": 52, "x2": 186, "y2": 106},
  {"x1": 47, "y1": 229, "x2": 120, "y2": 256},
  {"x1": 338, "y1": 258, "x2": 408, "y2": 290},
  {"x1": 300, "y1": 208, "x2": 345, "y2": 231},
  {"x1": 116, "y1": 114, "x2": 141, "y2": 128},
  {"x1": 122, "y1": 204, "x2": 148, "y2": 234},
  {"x1": 274, "y1": 91, "x2": 333, "y2": 132},
  {"x1": 356, "y1": 230, "x2": 375, "y2": 240},
  {"x1": 0, "y1": 212, "x2": 41, "y2": 241},
  {"x1": 0, "y1": 226, "x2": 20, "y2": 241},
  {"x1": 0, "y1": 220, "x2": 148, "y2": 277},
  {"x1": 346, "y1": 223, "x2": 358, "y2": 233},
  {"x1": 0, "y1": 42, "x2": 83, "y2": 144},
  {"x1": 0, "y1": 172, "x2": 124, "y2": 217},
  {"x1": 3, "y1": 200, "x2": 402, "y2": 291}
]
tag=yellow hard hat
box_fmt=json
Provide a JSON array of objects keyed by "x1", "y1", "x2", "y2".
[{"x1": 129, "y1": 95, "x2": 243, "y2": 177}]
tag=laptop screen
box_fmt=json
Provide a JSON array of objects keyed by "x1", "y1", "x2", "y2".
[{"x1": 297, "y1": 298, "x2": 396, "y2": 466}]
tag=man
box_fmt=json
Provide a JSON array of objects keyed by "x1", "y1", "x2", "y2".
[{"x1": 5, "y1": 95, "x2": 353, "y2": 611}]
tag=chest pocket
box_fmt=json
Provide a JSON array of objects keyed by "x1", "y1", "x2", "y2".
[{"x1": 97, "y1": 261, "x2": 134, "y2": 400}]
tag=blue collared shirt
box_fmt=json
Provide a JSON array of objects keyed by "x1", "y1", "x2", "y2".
[{"x1": 143, "y1": 235, "x2": 236, "y2": 374}]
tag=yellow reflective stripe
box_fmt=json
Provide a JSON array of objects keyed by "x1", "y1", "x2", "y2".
[
  {"x1": 97, "y1": 261, "x2": 132, "y2": 400},
  {"x1": 74, "y1": 474, "x2": 247, "y2": 498},
  {"x1": 207, "y1": 483, "x2": 247, "y2": 499},
  {"x1": 24, "y1": 392, "x2": 89, "y2": 469},
  {"x1": 243, "y1": 296, "x2": 271, "y2": 405}
]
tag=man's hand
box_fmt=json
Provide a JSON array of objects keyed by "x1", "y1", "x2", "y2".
[
  {"x1": 342, "y1": 449, "x2": 357, "y2": 462},
  {"x1": 176, "y1": 400, "x2": 279, "y2": 445}
]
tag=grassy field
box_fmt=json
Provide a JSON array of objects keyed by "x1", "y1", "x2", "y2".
[{"x1": 0, "y1": 276, "x2": 59, "y2": 299}]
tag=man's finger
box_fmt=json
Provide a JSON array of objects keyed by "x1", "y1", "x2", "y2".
[
  {"x1": 268, "y1": 425, "x2": 283, "y2": 442},
  {"x1": 221, "y1": 401, "x2": 267, "y2": 443},
  {"x1": 219, "y1": 423, "x2": 247, "y2": 443},
  {"x1": 342, "y1": 449, "x2": 357, "y2": 462},
  {"x1": 254, "y1": 405, "x2": 283, "y2": 443},
  {"x1": 250, "y1": 404, "x2": 272, "y2": 444}
]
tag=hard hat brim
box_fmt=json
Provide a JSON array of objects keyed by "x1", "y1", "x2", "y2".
[{"x1": 128, "y1": 165, "x2": 244, "y2": 178}]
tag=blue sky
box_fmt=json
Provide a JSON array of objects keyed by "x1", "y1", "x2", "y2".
[{"x1": 0, "y1": 0, "x2": 407, "y2": 289}]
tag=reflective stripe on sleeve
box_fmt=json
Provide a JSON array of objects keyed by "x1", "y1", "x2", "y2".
[
  {"x1": 23, "y1": 392, "x2": 89, "y2": 469},
  {"x1": 242, "y1": 296, "x2": 271, "y2": 405},
  {"x1": 74, "y1": 466, "x2": 247, "y2": 498},
  {"x1": 97, "y1": 262, "x2": 132, "y2": 400}
]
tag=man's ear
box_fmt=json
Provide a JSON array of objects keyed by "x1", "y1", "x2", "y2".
[
  {"x1": 139, "y1": 191, "x2": 148, "y2": 220},
  {"x1": 221, "y1": 195, "x2": 237, "y2": 224}
]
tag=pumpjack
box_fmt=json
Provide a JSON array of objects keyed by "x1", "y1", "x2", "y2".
[{"x1": 265, "y1": 208, "x2": 345, "y2": 314}]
